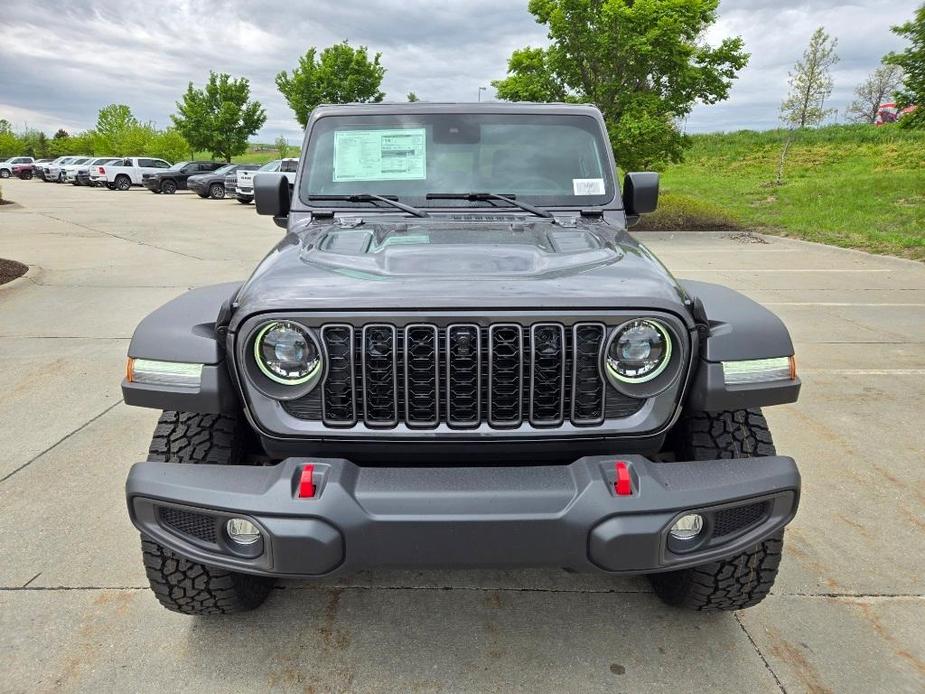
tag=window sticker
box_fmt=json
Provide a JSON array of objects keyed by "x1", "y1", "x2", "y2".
[
  {"x1": 334, "y1": 129, "x2": 427, "y2": 182},
  {"x1": 573, "y1": 178, "x2": 605, "y2": 195}
]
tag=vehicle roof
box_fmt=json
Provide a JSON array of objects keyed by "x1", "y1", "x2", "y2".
[{"x1": 310, "y1": 102, "x2": 601, "y2": 118}]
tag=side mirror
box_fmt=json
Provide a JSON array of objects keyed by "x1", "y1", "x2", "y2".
[
  {"x1": 254, "y1": 172, "x2": 291, "y2": 219},
  {"x1": 622, "y1": 172, "x2": 659, "y2": 215}
]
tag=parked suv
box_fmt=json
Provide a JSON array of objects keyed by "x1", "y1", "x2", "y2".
[
  {"x1": 235, "y1": 158, "x2": 298, "y2": 203},
  {"x1": 0, "y1": 156, "x2": 34, "y2": 178},
  {"x1": 123, "y1": 103, "x2": 801, "y2": 616},
  {"x1": 143, "y1": 161, "x2": 224, "y2": 194},
  {"x1": 187, "y1": 163, "x2": 249, "y2": 199}
]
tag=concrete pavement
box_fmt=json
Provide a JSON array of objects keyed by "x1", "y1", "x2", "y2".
[{"x1": 1, "y1": 177, "x2": 923, "y2": 693}]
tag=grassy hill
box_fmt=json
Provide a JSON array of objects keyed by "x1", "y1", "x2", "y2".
[{"x1": 639, "y1": 124, "x2": 925, "y2": 261}]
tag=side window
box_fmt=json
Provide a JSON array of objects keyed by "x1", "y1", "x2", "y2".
[
  {"x1": 281, "y1": 159, "x2": 298, "y2": 173},
  {"x1": 138, "y1": 158, "x2": 155, "y2": 167}
]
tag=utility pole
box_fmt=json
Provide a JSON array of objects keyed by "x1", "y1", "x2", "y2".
[{"x1": 478, "y1": 86, "x2": 486, "y2": 102}]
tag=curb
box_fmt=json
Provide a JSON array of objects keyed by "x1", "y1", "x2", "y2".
[{"x1": 0, "y1": 264, "x2": 41, "y2": 293}]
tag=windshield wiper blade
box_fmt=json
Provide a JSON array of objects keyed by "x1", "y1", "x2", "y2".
[
  {"x1": 308, "y1": 194, "x2": 430, "y2": 218},
  {"x1": 426, "y1": 192, "x2": 554, "y2": 219}
]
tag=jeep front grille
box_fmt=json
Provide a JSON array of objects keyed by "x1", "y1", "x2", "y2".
[{"x1": 284, "y1": 322, "x2": 643, "y2": 430}]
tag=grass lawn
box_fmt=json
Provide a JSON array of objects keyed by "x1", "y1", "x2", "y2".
[{"x1": 640, "y1": 124, "x2": 925, "y2": 261}]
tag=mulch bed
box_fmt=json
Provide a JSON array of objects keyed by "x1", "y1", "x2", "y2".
[{"x1": 0, "y1": 258, "x2": 28, "y2": 285}]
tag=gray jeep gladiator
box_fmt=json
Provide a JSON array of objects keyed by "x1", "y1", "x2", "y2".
[{"x1": 123, "y1": 103, "x2": 801, "y2": 615}]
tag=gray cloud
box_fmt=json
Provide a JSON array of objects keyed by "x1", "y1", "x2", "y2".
[{"x1": 0, "y1": 0, "x2": 919, "y2": 142}]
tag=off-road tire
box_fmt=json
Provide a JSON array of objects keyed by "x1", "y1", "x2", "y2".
[
  {"x1": 140, "y1": 411, "x2": 274, "y2": 615},
  {"x1": 649, "y1": 408, "x2": 785, "y2": 611},
  {"x1": 209, "y1": 182, "x2": 225, "y2": 199}
]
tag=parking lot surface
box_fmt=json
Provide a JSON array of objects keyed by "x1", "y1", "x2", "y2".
[{"x1": 1, "y1": 178, "x2": 923, "y2": 693}]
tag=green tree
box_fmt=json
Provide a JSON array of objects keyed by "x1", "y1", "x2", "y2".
[
  {"x1": 147, "y1": 128, "x2": 190, "y2": 163},
  {"x1": 491, "y1": 0, "x2": 748, "y2": 170},
  {"x1": 845, "y1": 64, "x2": 904, "y2": 124},
  {"x1": 406, "y1": 91, "x2": 419, "y2": 102},
  {"x1": 172, "y1": 72, "x2": 267, "y2": 162},
  {"x1": 0, "y1": 130, "x2": 22, "y2": 158},
  {"x1": 0, "y1": 119, "x2": 12, "y2": 135},
  {"x1": 780, "y1": 28, "x2": 839, "y2": 128},
  {"x1": 275, "y1": 135, "x2": 290, "y2": 158},
  {"x1": 94, "y1": 104, "x2": 138, "y2": 154},
  {"x1": 276, "y1": 42, "x2": 386, "y2": 127},
  {"x1": 885, "y1": 3, "x2": 925, "y2": 129}
]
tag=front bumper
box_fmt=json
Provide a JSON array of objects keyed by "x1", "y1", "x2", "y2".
[{"x1": 126, "y1": 454, "x2": 800, "y2": 578}]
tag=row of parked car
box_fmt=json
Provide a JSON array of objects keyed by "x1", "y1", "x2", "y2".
[{"x1": 0, "y1": 155, "x2": 299, "y2": 204}]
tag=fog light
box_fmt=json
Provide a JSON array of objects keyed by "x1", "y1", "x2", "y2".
[
  {"x1": 226, "y1": 518, "x2": 261, "y2": 545},
  {"x1": 669, "y1": 513, "x2": 704, "y2": 541}
]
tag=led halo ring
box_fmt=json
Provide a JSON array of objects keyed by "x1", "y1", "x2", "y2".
[
  {"x1": 605, "y1": 318, "x2": 673, "y2": 384},
  {"x1": 252, "y1": 321, "x2": 322, "y2": 386}
]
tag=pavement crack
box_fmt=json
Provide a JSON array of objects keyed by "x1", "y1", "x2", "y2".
[
  {"x1": 735, "y1": 612, "x2": 787, "y2": 693},
  {"x1": 34, "y1": 211, "x2": 206, "y2": 261},
  {"x1": 0, "y1": 400, "x2": 123, "y2": 484},
  {"x1": 22, "y1": 573, "x2": 41, "y2": 588}
]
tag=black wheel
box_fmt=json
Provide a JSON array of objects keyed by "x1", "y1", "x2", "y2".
[
  {"x1": 161, "y1": 179, "x2": 177, "y2": 194},
  {"x1": 209, "y1": 183, "x2": 225, "y2": 199},
  {"x1": 140, "y1": 411, "x2": 274, "y2": 615},
  {"x1": 237, "y1": 195, "x2": 253, "y2": 204},
  {"x1": 115, "y1": 175, "x2": 131, "y2": 191},
  {"x1": 648, "y1": 409, "x2": 784, "y2": 611},
  {"x1": 0, "y1": 169, "x2": 10, "y2": 179}
]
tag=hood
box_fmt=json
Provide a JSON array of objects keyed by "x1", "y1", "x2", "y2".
[{"x1": 232, "y1": 216, "x2": 690, "y2": 322}]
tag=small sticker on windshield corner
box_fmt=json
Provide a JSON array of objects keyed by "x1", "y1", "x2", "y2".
[{"x1": 573, "y1": 178, "x2": 605, "y2": 195}]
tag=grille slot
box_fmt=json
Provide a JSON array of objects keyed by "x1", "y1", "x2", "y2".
[
  {"x1": 713, "y1": 502, "x2": 768, "y2": 537},
  {"x1": 158, "y1": 507, "x2": 217, "y2": 544},
  {"x1": 529, "y1": 323, "x2": 566, "y2": 426},
  {"x1": 321, "y1": 324, "x2": 356, "y2": 425},
  {"x1": 488, "y1": 324, "x2": 524, "y2": 427},
  {"x1": 362, "y1": 324, "x2": 398, "y2": 426},
  {"x1": 283, "y1": 320, "x2": 645, "y2": 428},
  {"x1": 571, "y1": 323, "x2": 606, "y2": 424},
  {"x1": 404, "y1": 324, "x2": 439, "y2": 427},
  {"x1": 447, "y1": 324, "x2": 481, "y2": 427}
]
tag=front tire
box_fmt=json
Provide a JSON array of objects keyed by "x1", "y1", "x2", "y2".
[
  {"x1": 161, "y1": 179, "x2": 177, "y2": 194},
  {"x1": 209, "y1": 183, "x2": 225, "y2": 199},
  {"x1": 649, "y1": 409, "x2": 785, "y2": 611},
  {"x1": 140, "y1": 411, "x2": 274, "y2": 615},
  {"x1": 0, "y1": 169, "x2": 10, "y2": 179}
]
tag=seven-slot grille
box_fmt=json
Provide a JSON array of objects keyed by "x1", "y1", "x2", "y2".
[{"x1": 284, "y1": 322, "x2": 644, "y2": 429}]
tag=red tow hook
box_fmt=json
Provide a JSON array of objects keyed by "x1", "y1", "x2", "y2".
[
  {"x1": 298, "y1": 464, "x2": 316, "y2": 498},
  {"x1": 614, "y1": 461, "x2": 633, "y2": 496}
]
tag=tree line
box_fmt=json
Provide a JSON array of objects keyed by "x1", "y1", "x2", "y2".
[{"x1": 2, "y1": 1, "x2": 923, "y2": 167}]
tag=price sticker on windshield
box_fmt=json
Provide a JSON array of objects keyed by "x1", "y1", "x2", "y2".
[
  {"x1": 334, "y1": 129, "x2": 427, "y2": 182},
  {"x1": 573, "y1": 178, "x2": 605, "y2": 196}
]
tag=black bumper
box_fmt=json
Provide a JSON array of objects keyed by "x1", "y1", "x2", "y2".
[{"x1": 126, "y1": 454, "x2": 799, "y2": 578}]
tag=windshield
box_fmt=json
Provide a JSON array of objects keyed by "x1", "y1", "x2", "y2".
[
  {"x1": 168, "y1": 161, "x2": 190, "y2": 170},
  {"x1": 213, "y1": 164, "x2": 235, "y2": 175},
  {"x1": 300, "y1": 112, "x2": 614, "y2": 209},
  {"x1": 257, "y1": 159, "x2": 282, "y2": 172}
]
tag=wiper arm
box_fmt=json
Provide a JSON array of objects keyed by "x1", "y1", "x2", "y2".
[
  {"x1": 308, "y1": 194, "x2": 430, "y2": 218},
  {"x1": 426, "y1": 192, "x2": 554, "y2": 219}
]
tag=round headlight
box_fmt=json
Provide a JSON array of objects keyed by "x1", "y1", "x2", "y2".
[
  {"x1": 253, "y1": 321, "x2": 321, "y2": 385},
  {"x1": 606, "y1": 319, "x2": 672, "y2": 383}
]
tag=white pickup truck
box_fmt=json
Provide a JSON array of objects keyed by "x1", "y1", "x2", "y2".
[
  {"x1": 90, "y1": 157, "x2": 172, "y2": 190},
  {"x1": 235, "y1": 157, "x2": 298, "y2": 203}
]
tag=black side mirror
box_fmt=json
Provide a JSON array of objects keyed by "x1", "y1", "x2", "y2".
[
  {"x1": 622, "y1": 172, "x2": 659, "y2": 215},
  {"x1": 254, "y1": 173, "x2": 291, "y2": 218}
]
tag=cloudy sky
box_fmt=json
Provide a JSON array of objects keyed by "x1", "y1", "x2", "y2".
[{"x1": 0, "y1": 0, "x2": 919, "y2": 143}]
